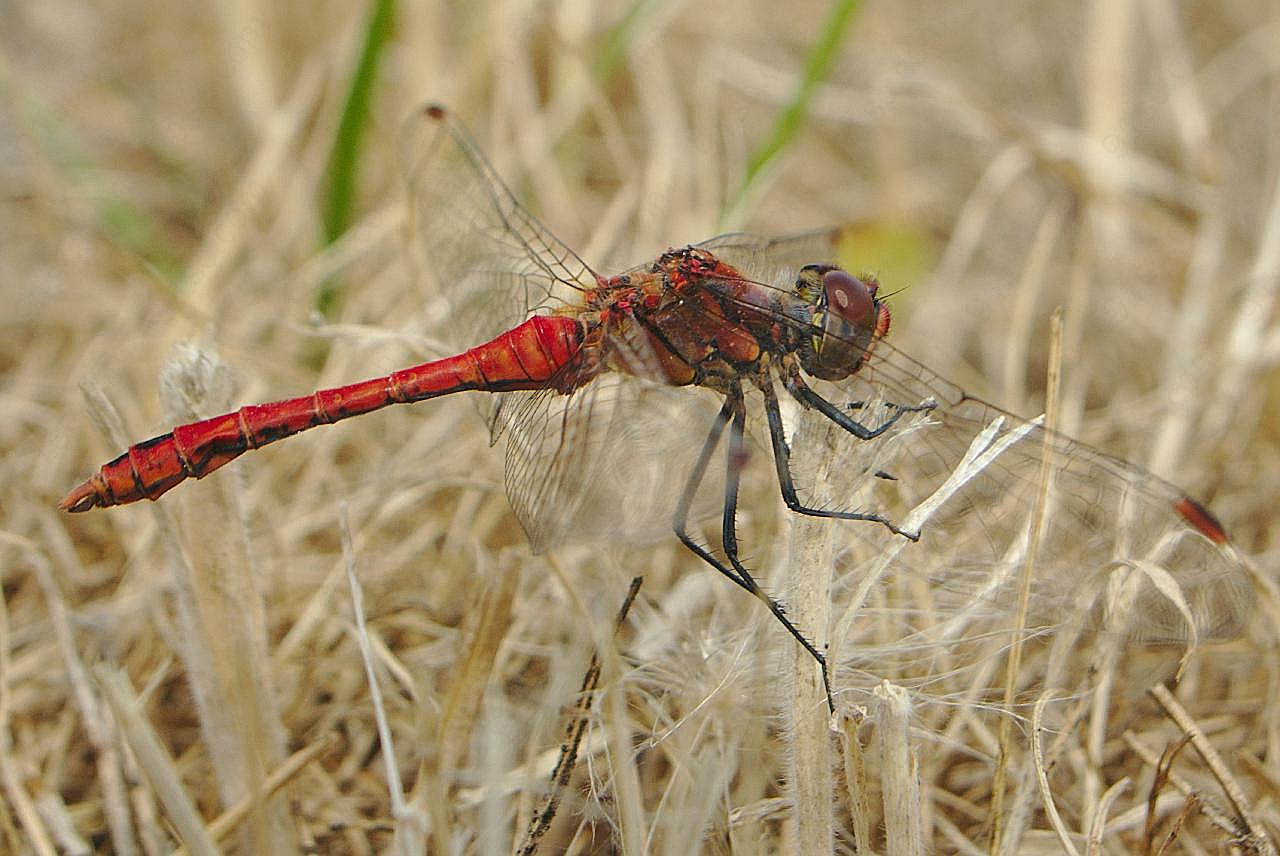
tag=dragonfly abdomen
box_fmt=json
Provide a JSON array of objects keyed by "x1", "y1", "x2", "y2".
[{"x1": 59, "y1": 314, "x2": 583, "y2": 512}]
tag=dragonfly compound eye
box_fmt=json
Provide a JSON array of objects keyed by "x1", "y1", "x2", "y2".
[{"x1": 822, "y1": 269, "x2": 875, "y2": 327}]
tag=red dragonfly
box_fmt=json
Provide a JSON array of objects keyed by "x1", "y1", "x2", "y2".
[{"x1": 63, "y1": 104, "x2": 1247, "y2": 705}]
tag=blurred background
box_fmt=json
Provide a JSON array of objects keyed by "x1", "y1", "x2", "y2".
[{"x1": 3, "y1": 1, "x2": 1278, "y2": 852}]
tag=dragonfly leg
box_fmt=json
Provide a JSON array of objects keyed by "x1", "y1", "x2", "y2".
[
  {"x1": 763, "y1": 378, "x2": 920, "y2": 542},
  {"x1": 673, "y1": 390, "x2": 835, "y2": 711},
  {"x1": 673, "y1": 397, "x2": 753, "y2": 591},
  {"x1": 785, "y1": 373, "x2": 935, "y2": 440}
]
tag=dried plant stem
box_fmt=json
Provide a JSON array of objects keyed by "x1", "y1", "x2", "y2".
[
  {"x1": 1149, "y1": 684, "x2": 1277, "y2": 855},
  {"x1": 1084, "y1": 777, "x2": 1131, "y2": 856},
  {"x1": 178, "y1": 66, "x2": 323, "y2": 324},
  {"x1": 1123, "y1": 730, "x2": 1237, "y2": 835},
  {"x1": 171, "y1": 735, "x2": 337, "y2": 856},
  {"x1": 1032, "y1": 691, "x2": 1079, "y2": 855},
  {"x1": 991, "y1": 308, "x2": 1063, "y2": 851},
  {"x1": 96, "y1": 666, "x2": 220, "y2": 856},
  {"x1": 518, "y1": 577, "x2": 643, "y2": 856},
  {"x1": 21, "y1": 526, "x2": 137, "y2": 856},
  {"x1": 339, "y1": 504, "x2": 428, "y2": 855},
  {"x1": 0, "y1": 546, "x2": 57, "y2": 856},
  {"x1": 838, "y1": 710, "x2": 873, "y2": 855},
  {"x1": 786, "y1": 411, "x2": 838, "y2": 853},
  {"x1": 876, "y1": 681, "x2": 923, "y2": 856},
  {"x1": 152, "y1": 344, "x2": 292, "y2": 853}
]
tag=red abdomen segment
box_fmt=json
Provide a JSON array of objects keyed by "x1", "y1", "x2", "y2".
[{"x1": 60, "y1": 315, "x2": 583, "y2": 512}]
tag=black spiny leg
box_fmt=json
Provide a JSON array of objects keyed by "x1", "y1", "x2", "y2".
[
  {"x1": 785, "y1": 372, "x2": 934, "y2": 441},
  {"x1": 674, "y1": 397, "x2": 750, "y2": 592},
  {"x1": 674, "y1": 388, "x2": 835, "y2": 711},
  {"x1": 762, "y1": 378, "x2": 919, "y2": 541}
]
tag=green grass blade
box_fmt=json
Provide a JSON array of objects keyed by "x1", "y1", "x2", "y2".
[
  {"x1": 319, "y1": 0, "x2": 396, "y2": 316},
  {"x1": 721, "y1": 0, "x2": 862, "y2": 226},
  {"x1": 592, "y1": 0, "x2": 662, "y2": 83}
]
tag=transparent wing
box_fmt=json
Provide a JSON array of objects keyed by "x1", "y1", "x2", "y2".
[
  {"x1": 400, "y1": 104, "x2": 600, "y2": 346},
  {"x1": 501, "y1": 375, "x2": 725, "y2": 553},
  {"x1": 697, "y1": 229, "x2": 841, "y2": 289},
  {"x1": 697, "y1": 229, "x2": 1246, "y2": 655},
  {"x1": 780, "y1": 339, "x2": 1247, "y2": 673},
  {"x1": 402, "y1": 105, "x2": 720, "y2": 548}
]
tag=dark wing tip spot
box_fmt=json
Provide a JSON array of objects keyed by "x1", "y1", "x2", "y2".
[{"x1": 1174, "y1": 495, "x2": 1230, "y2": 546}]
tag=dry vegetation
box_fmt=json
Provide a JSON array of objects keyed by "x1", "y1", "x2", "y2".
[{"x1": 4, "y1": 1, "x2": 1280, "y2": 853}]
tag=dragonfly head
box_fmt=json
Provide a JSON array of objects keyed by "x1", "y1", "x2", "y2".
[{"x1": 791, "y1": 265, "x2": 891, "y2": 380}]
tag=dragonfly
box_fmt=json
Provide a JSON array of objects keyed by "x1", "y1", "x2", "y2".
[{"x1": 62, "y1": 104, "x2": 1248, "y2": 708}]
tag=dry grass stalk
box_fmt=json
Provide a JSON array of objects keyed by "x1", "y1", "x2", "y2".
[
  {"x1": 785, "y1": 408, "x2": 838, "y2": 854},
  {"x1": 517, "y1": 576, "x2": 642, "y2": 855},
  {"x1": 1149, "y1": 683, "x2": 1277, "y2": 855}
]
